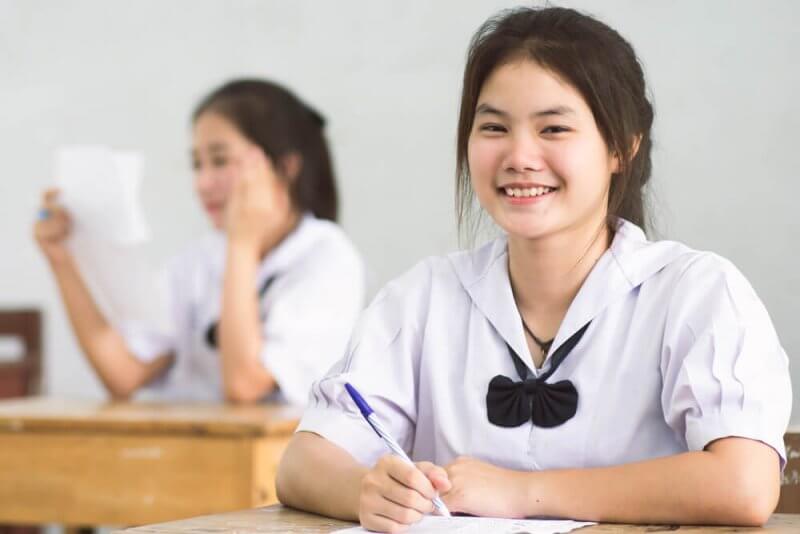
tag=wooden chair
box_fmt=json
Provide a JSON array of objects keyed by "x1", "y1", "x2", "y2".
[
  {"x1": 0, "y1": 309, "x2": 41, "y2": 534},
  {"x1": 0, "y1": 309, "x2": 42, "y2": 398}
]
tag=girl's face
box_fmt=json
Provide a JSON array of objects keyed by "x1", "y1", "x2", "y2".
[
  {"x1": 191, "y1": 111, "x2": 257, "y2": 229},
  {"x1": 468, "y1": 59, "x2": 618, "y2": 242}
]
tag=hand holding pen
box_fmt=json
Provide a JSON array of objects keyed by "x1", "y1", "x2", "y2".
[{"x1": 345, "y1": 383, "x2": 452, "y2": 531}]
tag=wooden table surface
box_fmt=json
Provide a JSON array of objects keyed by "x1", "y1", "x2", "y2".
[
  {"x1": 0, "y1": 397, "x2": 302, "y2": 526},
  {"x1": 119, "y1": 505, "x2": 800, "y2": 533},
  {"x1": 0, "y1": 396, "x2": 301, "y2": 436}
]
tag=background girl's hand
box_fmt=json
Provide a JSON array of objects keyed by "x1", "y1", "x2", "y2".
[
  {"x1": 359, "y1": 455, "x2": 449, "y2": 533},
  {"x1": 225, "y1": 146, "x2": 293, "y2": 254},
  {"x1": 442, "y1": 456, "x2": 529, "y2": 518},
  {"x1": 33, "y1": 188, "x2": 73, "y2": 264}
]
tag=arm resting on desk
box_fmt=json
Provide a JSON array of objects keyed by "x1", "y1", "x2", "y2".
[
  {"x1": 277, "y1": 431, "x2": 366, "y2": 521},
  {"x1": 442, "y1": 436, "x2": 780, "y2": 526},
  {"x1": 47, "y1": 252, "x2": 172, "y2": 399},
  {"x1": 218, "y1": 241, "x2": 277, "y2": 403}
]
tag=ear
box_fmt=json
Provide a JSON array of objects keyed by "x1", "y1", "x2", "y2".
[
  {"x1": 279, "y1": 151, "x2": 303, "y2": 182},
  {"x1": 610, "y1": 134, "x2": 642, "y2": 175},
  {"x1": 629, "y1": 134, "x2": 642, "y2": 161}
]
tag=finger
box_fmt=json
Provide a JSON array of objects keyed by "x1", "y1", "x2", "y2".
[
  {"x1": 239, "y1": 146, "x2": 268, "y2": 180},
  {"x1": 417, "y1": 462, "x2": 452, "y2": 493},
  {"x1": 385, "y1": 458, "x2": 437, "y2": 500},
  {"x1": 42, "y1": 188, "x2": 60, "y2": 203},
  {"x1": 361, "y1": 512, "x2": 408, "y2": 534},
  {"x1": 380, "y1": 479, "x2": 434, "y2": 515},
  {"x1": 369, "y1": 496, "x2": 424, "y2": 528}
]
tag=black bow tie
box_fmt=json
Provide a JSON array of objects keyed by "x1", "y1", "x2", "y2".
[{"x1": 486, "y1": 322, "x2": 590, "y2": 428}]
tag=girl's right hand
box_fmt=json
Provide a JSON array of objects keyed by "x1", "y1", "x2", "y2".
[
  {"x1": 359, "y1": 455, "x2": 451, "y2": 533},
  {"x1": 33, "y1": 188, "x2": 73, "y2": 264}
]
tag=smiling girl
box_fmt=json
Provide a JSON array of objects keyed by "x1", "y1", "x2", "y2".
[
  {"x1": 34, "y1": 79, "x2": 365, "y2": 404},
  {"x1": 276, "y1": 7, "x2": 790, "y2": 530}
]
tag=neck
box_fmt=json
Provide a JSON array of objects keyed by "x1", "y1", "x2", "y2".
[
  {"x1": 508, "y1": 217, "x2": 612, "y2": 320},
  {"x1": 259, "y1": 210, "x2": 302, "y2": 260}
]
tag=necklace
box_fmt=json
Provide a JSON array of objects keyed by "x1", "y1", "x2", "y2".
[{"x1": 520, "y1": 318, "x2": 554, "y2": 356}]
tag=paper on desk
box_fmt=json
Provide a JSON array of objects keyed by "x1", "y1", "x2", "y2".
[
  {"x1": 334, "y1": 516, "x2": 595, "y2": 534},
  {"x1": 53, "y1": 146, "x2": 170, "y2": 331}
]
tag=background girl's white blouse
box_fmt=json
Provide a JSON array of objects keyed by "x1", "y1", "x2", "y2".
[
  {"x1": 118, "y1": 214, "x2": 366, "y2": 404},
  {"x1": 297, "y1": 220, "x2": 791, "y2": 470}
]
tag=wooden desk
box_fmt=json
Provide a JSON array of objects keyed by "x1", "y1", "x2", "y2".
[
  {"x1": 118, "y1": 505, "x2": 800, "y2": 533},
  {"x1": 0, "y1": 397, "x2": 301, "y2": 526}
]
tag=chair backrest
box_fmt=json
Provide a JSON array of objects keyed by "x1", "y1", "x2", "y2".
[{"x1": 0, "y1": 309, "x2": 42, "y2": 398}]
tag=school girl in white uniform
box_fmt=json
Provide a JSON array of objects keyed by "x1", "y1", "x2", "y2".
[
  {"x1": 34, "y1": 79, "x2": 365, "y2": 404},
  {"x1": 276, "y1": 7, "x2": 791, "y2": 530}
]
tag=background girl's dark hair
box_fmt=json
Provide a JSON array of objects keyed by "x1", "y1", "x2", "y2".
[
  {"x1": 193, "y1": 78, "x2": 338, "y2": 221},
  {"x1": 456, "y1": 6, "x2": 654, "y2": 240}
]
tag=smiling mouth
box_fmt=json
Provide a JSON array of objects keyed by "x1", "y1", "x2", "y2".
[{"x1": 498, "y1": 185, "x2": 558, "y2": 198}]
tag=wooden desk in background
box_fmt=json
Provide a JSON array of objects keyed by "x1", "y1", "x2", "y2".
[
  {"x1": 0, "y1": 397, "x2": 300, "y2": 527},
  {"x1": 118, "y1": 505, "x2": 800, "y2": 533}
]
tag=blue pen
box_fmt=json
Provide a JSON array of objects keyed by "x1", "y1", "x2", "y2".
[{"x1": 344, "y1": 382, "x2": 451, "y2": 517}]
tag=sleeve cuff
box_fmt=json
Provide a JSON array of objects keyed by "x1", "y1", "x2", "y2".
[
  {"x1": 686, "y1": 414, "x2": 787, "y2": 469},
  {"x1": 117, "y1": 319, "x2": 173, "y2": 363},
  {"x1": 296, "y1": 404, "x2": 389, "y2": 467}
]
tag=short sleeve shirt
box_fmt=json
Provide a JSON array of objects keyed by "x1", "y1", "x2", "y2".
[
  {"x1": 119, "y1": 214, "x2": 366, "y2": 405},
  {"x1": 297, "y1": 219, "x2": 791, "y2": 469}
]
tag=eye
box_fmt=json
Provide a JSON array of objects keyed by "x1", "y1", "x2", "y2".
[
  {"x1": 478, "y1": 123, "x2": 507, "y2": 134},
  {"x1": 211, "y1": 156, "x2": 229, "y2": 168},
  {"x1": 541, "y1": 125, "x2": 570, "y2": 135},
  {"x1": 191, "y1": 158, "x2": 201, "y2": 171}
]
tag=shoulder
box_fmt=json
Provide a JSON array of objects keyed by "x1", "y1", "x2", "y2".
[
  {"x1": 612, "y1": 220, "x2": 753, "y2": 297},
  {"x1": 278, "y1": 216, "x2": 364, "y2": 277},
  {"x1": 634, "y1": 244, "x2": 769, "y2": 342},
  {"x1": 381, "y1": 236, "x2": 500, "y2": 300},
  {"x1": 663, "y1": 251, "x2": 763, "y2": 332},
  {"x1": 365, "y1": 237, "x2": 502, "y2": 328}
]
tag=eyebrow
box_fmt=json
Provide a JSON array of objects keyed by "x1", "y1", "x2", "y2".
[
  {"x1": 190, "y1": 142, "x2": 229, "y2": 159},
  {"x1": 207, "y1": 142, "x2": 229, "y2": 153},
  {"x1": 475, "y1": 103, "x2": 577, "y2": 119}
]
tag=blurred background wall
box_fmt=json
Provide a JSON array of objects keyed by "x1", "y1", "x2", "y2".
[{"x1": 1, "y1": 0, "x2": 798, "y2": 420}]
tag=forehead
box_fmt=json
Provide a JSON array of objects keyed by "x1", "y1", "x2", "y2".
[
  {"x1": 192, "y1": 111, "x2": 249, "y2": 148},
  {"x1": 476, "y1": 59, "x2": 590, "y2": 114}
]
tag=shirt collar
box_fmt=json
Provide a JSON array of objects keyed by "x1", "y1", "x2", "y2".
[{"x1": 451, "y1": 219, "x2": 689, "y2": 374}]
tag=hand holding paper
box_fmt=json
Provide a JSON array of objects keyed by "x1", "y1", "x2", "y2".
[{"x1": 47, "y1": 145, "x2": 169, "y2": 332}]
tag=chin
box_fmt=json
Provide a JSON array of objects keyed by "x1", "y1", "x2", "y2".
[
  {"x1": 495, "y1": 215, "x2": 557, "y2": 241},
  {"x1": 208, "y1": 216, "x2": 225, "y2": 230}
]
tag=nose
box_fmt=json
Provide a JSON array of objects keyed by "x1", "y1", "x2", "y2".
[
  {"x1": 502, "y1": 132, "x2": 545, "y2": 174},
  {"x1": 194, "y1": 168, "x2": 217, "y2": 194}
]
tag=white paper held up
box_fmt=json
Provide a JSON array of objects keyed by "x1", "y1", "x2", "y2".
[{"x1": 52, "y1": 145, "x2": 170, "y2": 333}]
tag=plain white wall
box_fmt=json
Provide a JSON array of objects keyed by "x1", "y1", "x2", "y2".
[{"x1": 1, "y1": 1, "x2": 798, "y2": 420}]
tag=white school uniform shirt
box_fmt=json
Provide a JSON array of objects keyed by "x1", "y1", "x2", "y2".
[
  {"x1": 119, "y1": 214, "x2": 365, "y2": 405},
  {"x1": 298, "y1": 219, "x2": 791, "y2": 471}
]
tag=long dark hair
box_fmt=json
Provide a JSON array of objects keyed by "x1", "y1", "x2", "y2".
[
  {"x1": 456, "y1": 7, "x2": 654, "y2": 240},
  {"x1": 194, "y1": 78, "x2": 338, "y2": 221}
]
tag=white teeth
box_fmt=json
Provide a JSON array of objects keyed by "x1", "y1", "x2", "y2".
[{"x1": 503, "y1": 186, "x2": 555, "y2": 197}]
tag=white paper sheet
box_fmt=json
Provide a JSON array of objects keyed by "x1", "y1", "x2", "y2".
[
  {"x1": 334, "y1": 516, "x2": 595, "y2": 534},
  {"x1": 55, "y1": 145, "x2": 150, "y2": 245},
  {"x1": 53, "y1": 146, "x2": 170, "y2": 332}
]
